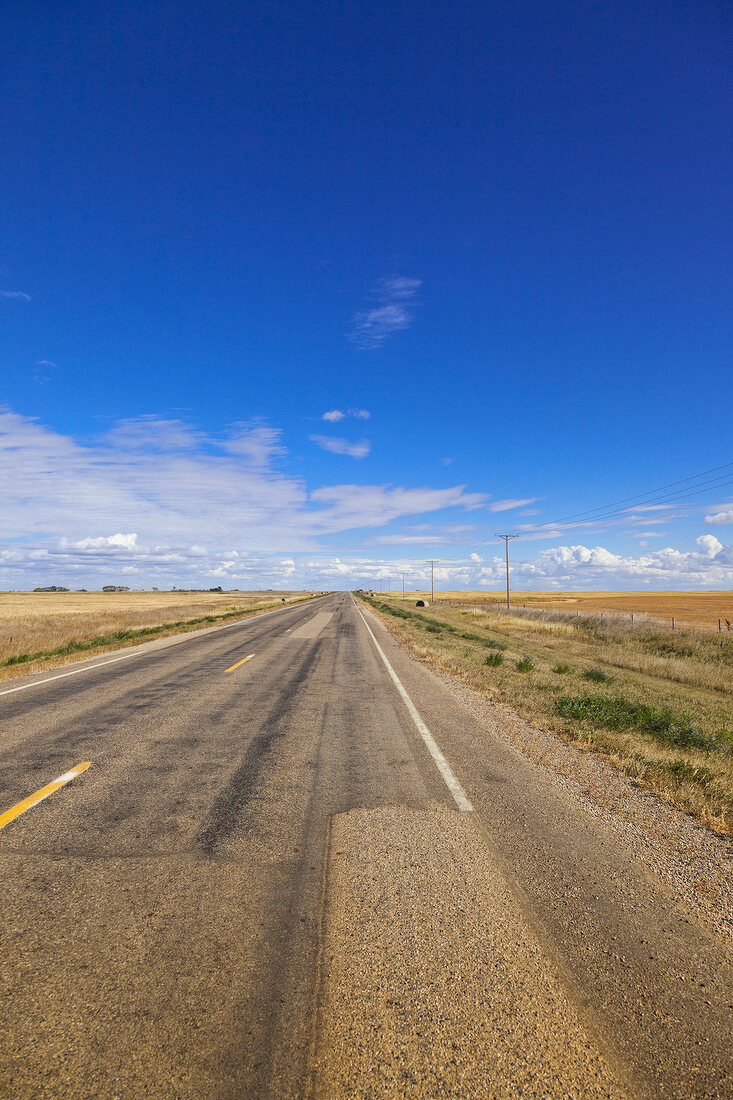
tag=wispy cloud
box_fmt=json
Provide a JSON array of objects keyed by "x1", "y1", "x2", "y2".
[
  {"x1": 350, "y1": 276, "x2": 421, "y2": 349},
  {"x1": 310, "y1": 435, "x2": 371, "y2": 459},
  {"x1": 1, "y1": 290, "x2": 31, "y2": 302},
  {"x1": 321, "y1": 408, "x2": 370, "y2": 422},
  {"x1": 0, "y1": 406, "x2": 489, "y2": 588},
  {"x1": 488, "y1": 497, "x2": 537, "y2": 512},
  {"x1": 32, "y1": 360, "x2": 58, "y2": 385}
]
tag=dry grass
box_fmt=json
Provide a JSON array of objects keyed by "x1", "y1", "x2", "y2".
[
  {"x1": 0, "y1": 590, "x2": 318, "y2": 683},
  {"x1": 359, "y1": 592, "x2": 733, "y2": 834},
  {"x1": 403, "y1": 589, "x2": 733, "y2": 633}
]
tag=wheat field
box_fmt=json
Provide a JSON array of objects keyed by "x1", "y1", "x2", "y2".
[
  {"x1": 396, "y1": 590, "x2": 733, "y2": 632},
  {"x1": 0, "y1": 590, "x2": 314, "y2": 681}
]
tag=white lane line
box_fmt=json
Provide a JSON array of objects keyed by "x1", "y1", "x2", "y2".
[
  {"x1": 355, "y1": 604, "x2": 474, "y2": 813},
  {"x1": 0, "y1": 597, "x2": 329, "y2": 699}
]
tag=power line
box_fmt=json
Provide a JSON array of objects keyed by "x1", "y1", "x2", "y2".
[{"x1": 463, "y1": 458, "x2": 733, "y2": 557}]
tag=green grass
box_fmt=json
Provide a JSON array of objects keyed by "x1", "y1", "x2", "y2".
[
  {"x1": 516, "y1": 654, "x2": 535, "y2": 672},
  {"x1": 484, "y1": 652, "x2": 504, "y2": 667},
  {"x1": 555, "y1": 693, "x2": 732, "y2": 754},
  {"x1": 553, "y1": 662, "x2": 573, "y2": 674}
]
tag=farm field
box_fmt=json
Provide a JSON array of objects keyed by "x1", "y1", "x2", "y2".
[
  {"x1": 0, "y1": 590, "x2": 316, "y2": 682},
  {"x1": 359, "y1": 591, "x2": 733, "y2": 833},
  {"x1": 398, "y1": 589, "x2": 733, "y2": 632}
]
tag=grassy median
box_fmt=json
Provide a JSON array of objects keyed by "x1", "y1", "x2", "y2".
[{"x1": 357, "y1": 592, "x2": 733, "y2": 834}]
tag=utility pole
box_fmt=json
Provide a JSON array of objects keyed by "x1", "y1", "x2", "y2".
[
  {"x1": 495, "y1": 534, "x2": 518, "y2": 610},
  {"x1": 401, "y1": 571, "x2": 407, "y2": 599},
  {"x1": 387, "y1": 576, "x2": 391, "y2": 593},
  {"x1": 425, "y1": 560, "x2": 439, "y2": 604}
]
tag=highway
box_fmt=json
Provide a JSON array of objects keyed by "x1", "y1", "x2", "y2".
[{"x1": 0, "y1": 593, "x2": 730, "y2": 1098}]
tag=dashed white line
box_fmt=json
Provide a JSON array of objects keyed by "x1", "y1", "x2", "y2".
[{"x1": 355, "y1": 603, "x2": 474, "y2": 813}]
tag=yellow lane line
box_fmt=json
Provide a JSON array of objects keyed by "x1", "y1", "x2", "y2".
[
  {"x1": 0, "y1": 762, "x2": 92, "y2": 832},
  {"x1": 226, "y1": 653, "x2": 255, "y2": 673}
]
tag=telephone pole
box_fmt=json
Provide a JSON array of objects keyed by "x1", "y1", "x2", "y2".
[
  {"x1": 401, "y1": 571, "x2": 407, "y2": 599},
  {"x1": 495, "y1": 535, "x2": 518, "y2": 610},
  {"x1": 425, "y1": 560, "x2": 439, "y2": 604},
  {"x1": 387, "y1": 576, "x2": 391, "y2": 593}
]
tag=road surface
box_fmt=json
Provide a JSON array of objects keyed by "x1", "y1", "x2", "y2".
[{"x1": 0, "y1": 593, "x2": 730, "y2": 1097}]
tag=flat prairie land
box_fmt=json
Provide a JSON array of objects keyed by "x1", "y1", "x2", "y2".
[
  {"x1": 0, "y1": 590, "x2": 315, "y2": 682},
  {"x1": 360, "y1": 591, "x2": 733, "y2": 833},
  {"x1": 401, "y1": 590, "x2": 733, "y2": 631}
]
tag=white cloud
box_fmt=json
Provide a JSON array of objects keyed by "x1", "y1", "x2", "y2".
[
  {"x1": 350, "y1": 276, "x2": 421, "y2": 349},
  {"x1": 309, "y1": 484, "x2": 486, "y2": 531},
  {"x1": 0, "y1": 406, "x2": 488, "y2": 587},
  {"x1": 61, "y1": 533, "x2": 139, "y2": 552},
  {"x1": 106, "y1": 416, "x2": 206, "y2": 452},
  {"x1": 321, "y1": 408, "x2": 370, "y2": 422},
  {"x1": 220, "y1": 422, "x2": 286, "y2": 465},
  {"x1": 705, "y1": 509, "x2": 733, "y2": 526},
  {"x1": 310, "y1": 435, "x2": 371, "y2": 459},
  {"x1": 1, "y1": 290, "x2": 31, "y2": 302},
  {"x1": 696, "y1": 534, "x2": 722, "y2": 557},
  {"x1": 488, "y1": 498, "x2": 538, "y2": 513}
]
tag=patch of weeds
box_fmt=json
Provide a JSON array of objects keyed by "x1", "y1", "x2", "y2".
[
  {"x1": 555, "y1": 693, "x2": 731, "y2": 755},
  {"x1": 425, "y1": 625, "x2": 442, "y2": 634},
  {"x1": 583, "y1": 667, "x2": 612, "y2": 683},
  {"x1": 553, "y1": 663, "x2": 573, "y2": 674},
  {"x1": 516, "y1": 654, "x2": 534, "y2": 672},
  {"x1": 653, "y1": 760, "x2": 716, "y2": 787},
  {"x1": 485, "y1": 652, "x2": 504, "y2": 667}
]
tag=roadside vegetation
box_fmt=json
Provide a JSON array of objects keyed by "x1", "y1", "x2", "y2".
[
  {"x1": 356, "y1": 592, "x2": 733, "y2": 834},
  {"x1": 0, "y1": 590, "x2": 322, "y2": 682}
]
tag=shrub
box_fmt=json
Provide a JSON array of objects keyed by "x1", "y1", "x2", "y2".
[
  {"x1": 425, "y1": 625, "x2": 441, "y2": 633},
  {"x1": 485, "y1": 652, "x2": 504, "y2": 667},
  {"x1": 583, "y1": 667, "x2": 612, "y2": 683},
  {"x1": 553, "y1": 663, "x2": 573, "y2": 674},
  {"x1": 516, "y1": 654, "x2": 534, "y2": 672}
]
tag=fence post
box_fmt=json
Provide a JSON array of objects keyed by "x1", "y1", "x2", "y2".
[
  {"x1": 672, "y1": 616, "x2": 675, "y2": 631},
  {"x1": 719, "y1": 619, "x2": 722, "y2": 633},
  {"x1": 631, "y1": 613, "x2": 634, "y2": 624}
]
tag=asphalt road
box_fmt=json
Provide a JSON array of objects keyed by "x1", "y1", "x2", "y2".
[{"x1": 0, "y1": 593, "x2": 730, "y2": 1097}]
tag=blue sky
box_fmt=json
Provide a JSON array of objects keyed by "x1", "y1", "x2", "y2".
[{"x1": 2, "y1": 1, "x2": 733, "y2": 590}]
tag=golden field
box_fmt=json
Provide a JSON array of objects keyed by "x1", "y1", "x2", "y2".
[
  {"x1": 0, "y1": 590, "x2": 316, "y2": 683},
  {"x1": 360, "y1": 592, "x2": 733, "y2": 833},
  {"x1": 399, "y1": 590, "x2": 733, "y2": 632}
]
